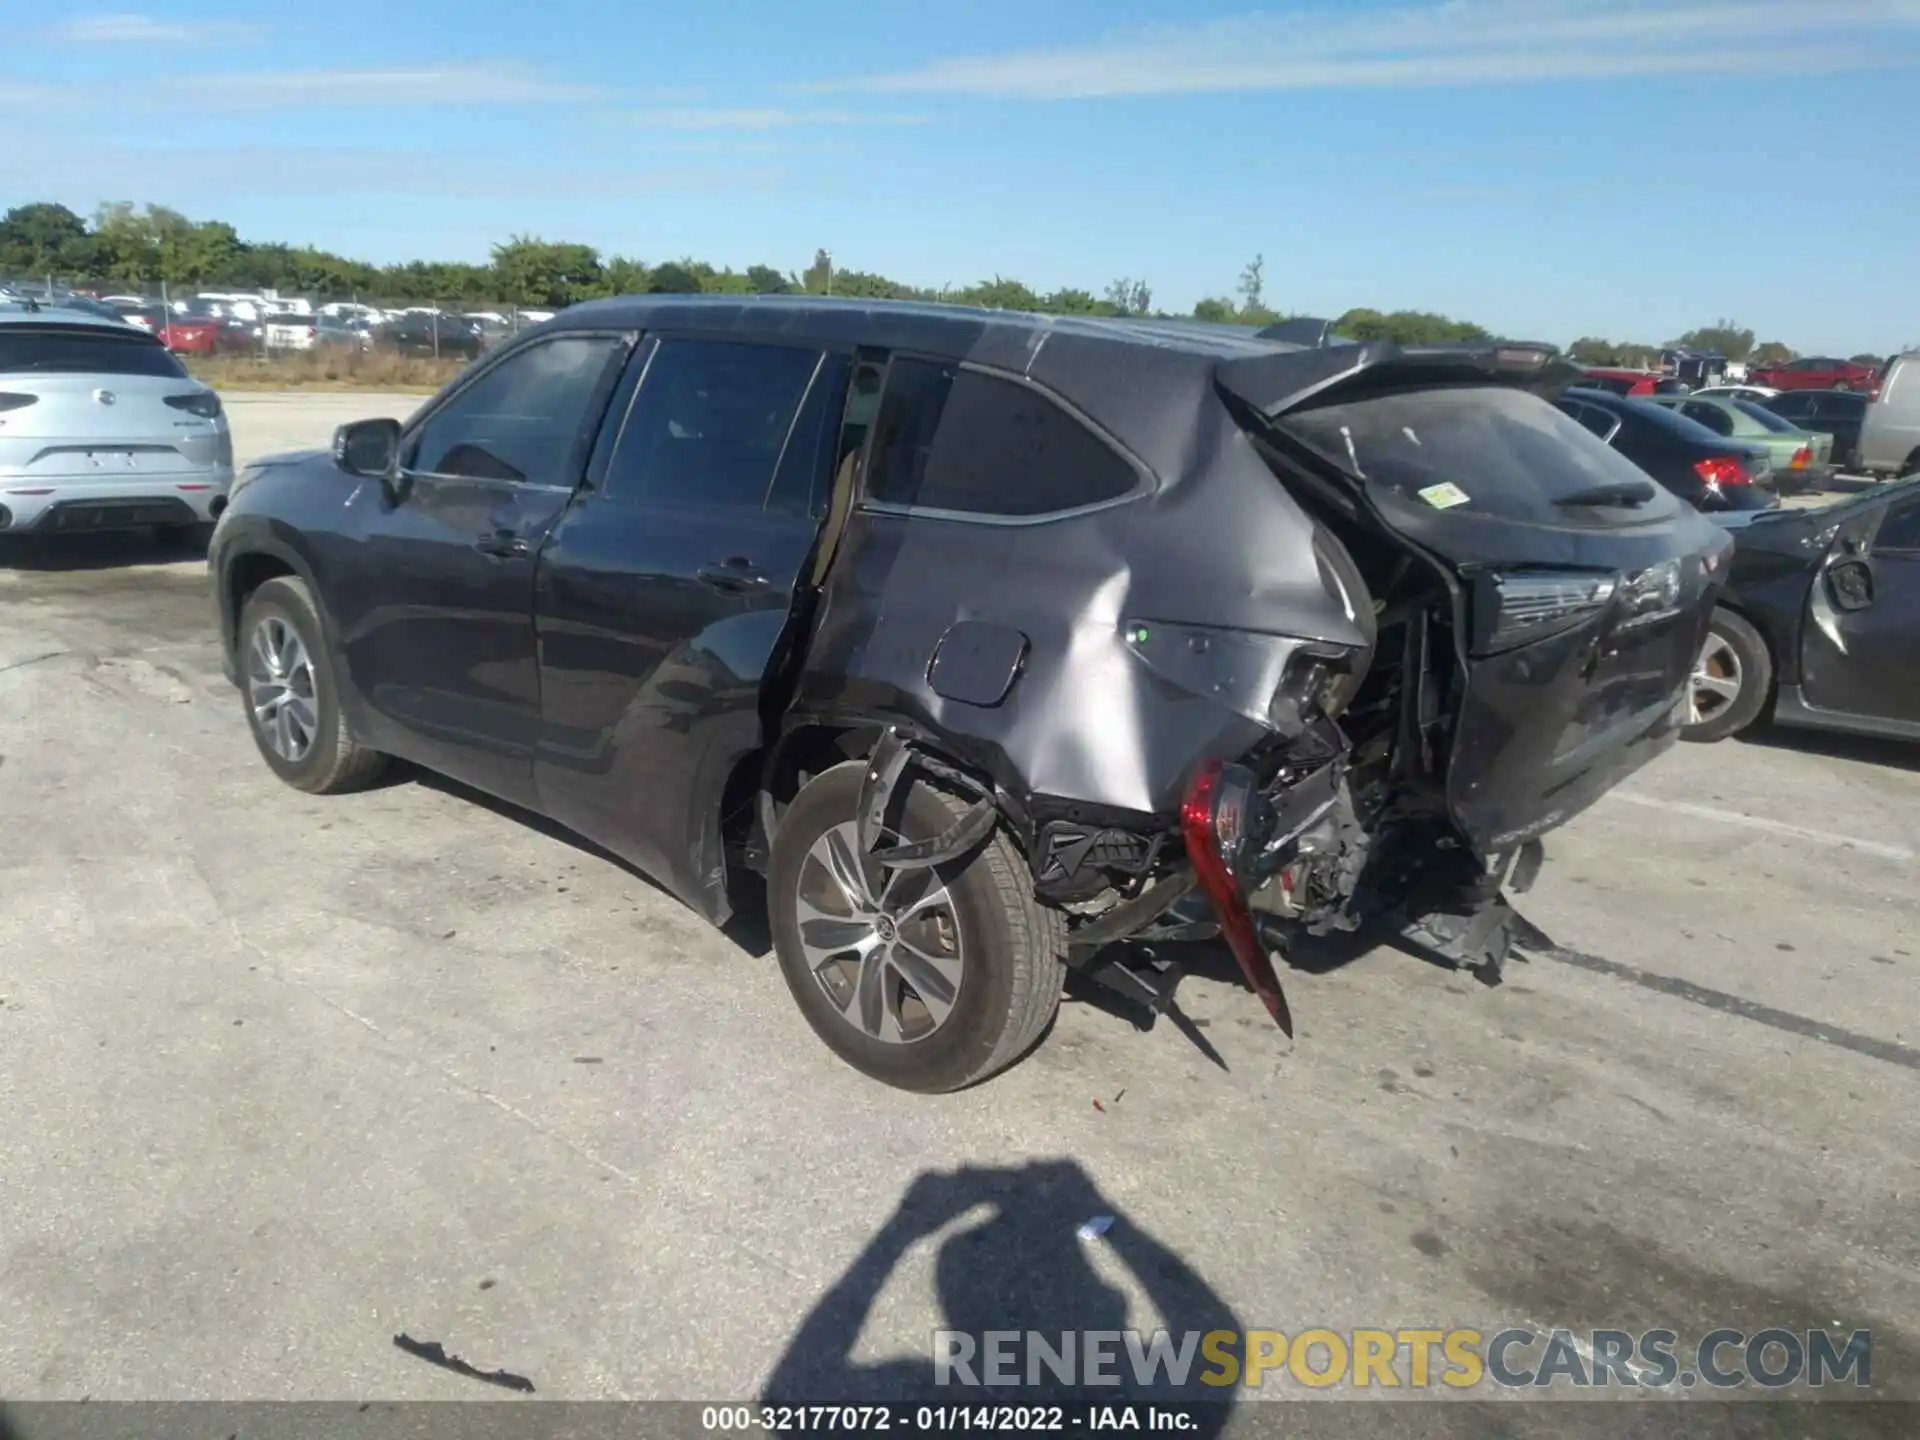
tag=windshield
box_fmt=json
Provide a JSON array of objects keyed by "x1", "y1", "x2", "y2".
[
  {"x1": 0, "y1": 326, "x2": 188, "y2": 377},
  {"x1": 1282, "y1": 384, "x2": 1676, "y2": 523},
  {"x1": 1733, "y1": 399, "x2": 1799, "y2": 434}
]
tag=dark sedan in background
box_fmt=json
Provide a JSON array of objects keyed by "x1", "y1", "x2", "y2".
[
  {"x1": 1555, "y1": 387, "x2": 1779, "y2": 512},
  {"x1": 1680, "y1": 477, "x2": 1920, "y2": 743},
  {"x1": 1647, "y1": 393, "x2": 1832, "y2": 495},
  {"x1": 374, "y1": 312, "x2": 486, "y2": 360},
  {"x1": 1764, "y1": 389, "x2": 1871, "y2": 471}
]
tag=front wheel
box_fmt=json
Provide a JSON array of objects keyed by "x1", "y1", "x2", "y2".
[
  {"x1": 1681, "y1": 608, "x2": 1772, "y2": 743},
  {"x1": 768, "y1": 761, "x2": 1065, "y2": 1092},
  {"x1": 238, "y1": 576, "x2": 388, "y2": 793}
]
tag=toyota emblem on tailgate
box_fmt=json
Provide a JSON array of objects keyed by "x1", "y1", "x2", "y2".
[{"x1": 93, "y1": 389, "x2": 116, "y2": 405}]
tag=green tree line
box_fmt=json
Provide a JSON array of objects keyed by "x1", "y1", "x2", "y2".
[{"x1": 1, "y1": 201, "x2": 1866, "y2": 363}]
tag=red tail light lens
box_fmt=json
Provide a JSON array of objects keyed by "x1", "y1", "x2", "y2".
[
  {"x1": 1694, "y1": 457, "x2": 1751, "y2": 487},
  {"x1": 1181, "y1": 759, "x2": 1292, "y2": 1033},
  {"x1": 1790, "y1": 446, "x2": 1811, "y2": 470}
]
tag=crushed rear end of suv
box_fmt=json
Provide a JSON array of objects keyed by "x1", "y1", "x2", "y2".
[{"x1": 210, "y1": 299, "x2": 1731, "y2": 1090}]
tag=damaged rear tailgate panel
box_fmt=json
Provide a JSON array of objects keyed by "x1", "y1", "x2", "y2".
[
  {"x1": 1221, "y1": 342, "x2": 1732, "y2": 856},
  {"x1": 785, "y1": 324, "x2": 1374, "y2": 828}
]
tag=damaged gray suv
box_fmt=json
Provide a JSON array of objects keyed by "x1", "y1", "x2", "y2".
[{"x1": 210, "y1": 298, "x2": 1732, "y2": 1091}]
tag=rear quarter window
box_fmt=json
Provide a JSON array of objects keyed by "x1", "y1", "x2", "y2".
[
  {"x1": 1282, "y1": 385, "x2": 1672, "y2": 520},
  {"x1": 864, "y1": 359, "x2": 1142, "y2": 518},
  {"x1": 0, "y1": 326, "x2": 187, "y2": 378}
]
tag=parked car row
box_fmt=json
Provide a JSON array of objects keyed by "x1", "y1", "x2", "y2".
[{"x1": 1575, "y1": 352, "x2": 1920, "y2": 491}]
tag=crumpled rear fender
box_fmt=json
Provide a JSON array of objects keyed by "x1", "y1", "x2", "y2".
[{"x1": 783, "y1": 402, "x2": 1371, "y2": 836}]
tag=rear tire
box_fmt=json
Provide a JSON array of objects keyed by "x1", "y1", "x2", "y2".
[
  {"x1": 768, "y1": 761, "x2": 1065, "y2": 1092},
  {"x1": 1682, "y1": 608, "x2": 1772, "y2": 743},
  {"x1": 237, "y1": 576, "x2": 387, "y2": 794}
]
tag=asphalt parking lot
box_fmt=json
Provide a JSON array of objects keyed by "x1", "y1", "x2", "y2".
[{"x1": 1, "y1": 394, "x2": 1917, "y2": 1427}]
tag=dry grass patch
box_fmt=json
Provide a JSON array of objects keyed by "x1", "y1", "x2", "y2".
[{"x1": 187, "y1": 348, "x2": 469, "y2": 392}]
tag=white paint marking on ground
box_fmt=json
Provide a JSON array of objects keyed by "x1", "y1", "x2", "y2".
[{"x1": 1604, "y1": 790, "x2": 1915, "y2": 864}]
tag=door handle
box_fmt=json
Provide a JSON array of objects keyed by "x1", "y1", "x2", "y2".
[
  {"x1": 696, "y1": 557, "x2": 769, "y2": 592},
  {"x1": 474, "y1": 530, "x2": 530, "y2": 558}
]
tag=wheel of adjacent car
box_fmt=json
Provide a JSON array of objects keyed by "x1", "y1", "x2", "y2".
[
  {"x1": 1682, "y1": 608, "x2": 1772, "y2": 743},
  {"x1": 768, "y1": 760, "x2": 1065, "y2": 1092},
  {"x1": 237, "y1": 576, "x2": 387, "y2": 794}
]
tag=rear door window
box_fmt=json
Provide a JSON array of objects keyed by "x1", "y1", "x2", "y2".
[
  {"x1": 1558, "y1": 399, "x2": 1619, "y2": 441},
  {"x1": 601, "y1": 338, "x2": 823, "y2": 511},
  {"x1": 1281, "y1": 385, "x2": 1672, "y2": 523},
  {"x1": 864, "y1": 358, "x2": 1142, "y2": 518},
  {"x1": 0, "y1": 326, "x2": 186, "y2": 378}
]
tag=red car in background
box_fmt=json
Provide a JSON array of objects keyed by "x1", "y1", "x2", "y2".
[
  {"x1": 1746, "y1": 356, "x2": 1880, "y2": 393},
  {"x1": 156, "y1": 315, "x2": 224, "y2": 355}
]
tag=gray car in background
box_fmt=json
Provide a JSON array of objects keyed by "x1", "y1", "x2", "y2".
[
  {"x1": 1859, "y1": 352, "x2": 1920, "y2": 479},
  {"x1": 0, "y1": 302, "x2": 234, "y2": 537}
]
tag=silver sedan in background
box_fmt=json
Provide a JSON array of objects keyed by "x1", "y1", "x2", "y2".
[{"x1": 0, "y1": 302, "x2": 234, "y2": 538}]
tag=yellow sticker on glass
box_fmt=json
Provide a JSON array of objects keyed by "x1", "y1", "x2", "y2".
[{"x1": 1418, "y1": 482, "x2": 1471, "y2": 509}]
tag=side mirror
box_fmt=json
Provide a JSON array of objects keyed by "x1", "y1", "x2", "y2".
[
  {"x1": 1826, "y1": 558, "x2": 1876, "y2": 612},
  {"x1": 334, "y1": 418, "x2": 400, "y2": 478}
]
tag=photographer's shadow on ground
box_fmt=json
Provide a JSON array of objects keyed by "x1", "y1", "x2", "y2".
[{"x1": 760, "y1": 1159, "x2": 1241, "y2": 1433}]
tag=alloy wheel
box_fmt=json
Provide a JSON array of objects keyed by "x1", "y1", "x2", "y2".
[
  {"x1": 1687, "y1": 632, "x2": 1743, "y2": 726},
  {"x1": 246, "y1": 616, "x2": 319, "y2": 763},
  {"x1": 795, "y1": 822, "x2": 964, "y2": 1045}
]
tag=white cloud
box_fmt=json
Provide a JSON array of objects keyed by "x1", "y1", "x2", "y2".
[
  {"x1": 624, "y1": 107, "x2": 926, "y2": 131},
  {"x1": 811, "y1": 0, "x2": 1920, "y2": 98},
  {"x1": 167, "y1": 63, "x2": 609, "y2": 107},
  {"x1": 49, "y1": 13, "x2": 259, "y2": 44}
]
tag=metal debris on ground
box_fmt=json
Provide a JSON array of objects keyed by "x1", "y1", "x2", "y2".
[
  {"x1": 392, "y1": 1332, "x2": 535, "y2": 1393},
  {"x1": 1076, "y1": 1215, "x2": 1116, "y2": 1241}
]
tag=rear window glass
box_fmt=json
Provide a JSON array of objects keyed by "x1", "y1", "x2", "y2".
[
  {"x1": 0, "y1": 326, "x2": 186, "y2": 377},
  {"x1": 1283, "y1": 385, "x2": 1671, "y2": 519},
  {"x1": 865, "y1": 359, "x2": 1140, "y2": 517},
  {"x1": 1733, "y1": 399, "x2": 1798, "y2": 433}
]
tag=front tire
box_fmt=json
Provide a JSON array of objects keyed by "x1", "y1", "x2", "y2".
[
  {"x1": 1682, "y1": 608, "x2": 1772, "y2": 743},
  {"x1": 237, "y1": 576, "x2": 387, "y2": 794},
  {"x1": 768, "y1": 761, "x2": 1065, "y2": 1092}
]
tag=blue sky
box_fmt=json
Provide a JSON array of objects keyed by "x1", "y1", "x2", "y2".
[{"x1": 2, "y1": 0, "x2": 1917, "y2": 352}]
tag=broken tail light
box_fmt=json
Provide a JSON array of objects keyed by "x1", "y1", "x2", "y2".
[
  {"x1": 1694, "y1": 456, "x2": 1753, "y2": 488},
  {"x1": 1181, "y1": 759, "x2": 1292, "y2": 1033},
  {"x1": 1789, "y1": 445, "x2": 1812, "y2": 471},
  {"x1": 1471, "y1": 569, "x2": 1618, "y2": 654}
]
